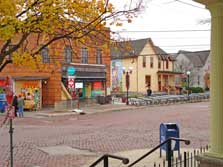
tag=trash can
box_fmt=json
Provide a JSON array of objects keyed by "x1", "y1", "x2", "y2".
[
  {"x1": 97, "y1": 96, "x2": 106, "y2": 105},
  {"x1": 160, "y1": 123, "x2": 180, "y2": 159},
  {"x1": 105, "y1": 95, "x2": 112, "y2": 104},
  {"x1": 0, "y1": 93, "x2": 7, "y2": 113}
]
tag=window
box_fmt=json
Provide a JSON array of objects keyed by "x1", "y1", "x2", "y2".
[
  {"x1": 6, "y1": 45, "x2": 15, "y2": 60},
  {"x1": 143, "y1": 56, "x2": 146, "y2": 67},
  {"x1": 198, "y1": 76, "x2": 200, "y2": 85},
  {"x1": 81, "y1": 48, "x2": 88, "y2": 64},
  {"x1": 96, "y1": 49, "x2": 102, "y2": 64},
  {"x1": 64, "y1": 46, "x2": 72, "y2": 63},
  {"x1": 158, "y1": 60, "x2": 161, "y2": 69},
  {"x1": 166, "y1": 60, "x2": 169, "y2": 69},
  {"x1": 180, "y1": 65, "x2": 183, "y2": 71},
  {"x1": 40, "y1": 47, "x2": 50, "y2": 63},
  {"x1": 150, "y1": 57, "x2": 154, "y2": 68},
  {"x1": 145, "y1": 75, "x2": 151, "y2": 87}
]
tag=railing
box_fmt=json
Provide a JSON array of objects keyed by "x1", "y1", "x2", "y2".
[
  {"x1": 89, "y1": 154, "x2": 129, "y2": 167},
  {"x1": 127, "y1": 137, "x2": 190, "y2": 167},
  {"x1": 152, "y1": 145, "x2": 209, "y2": 167}
]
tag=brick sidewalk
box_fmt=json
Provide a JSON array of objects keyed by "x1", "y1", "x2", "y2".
[{"x1": 0, "y1": 102, "x2": 209, "y2": 167}]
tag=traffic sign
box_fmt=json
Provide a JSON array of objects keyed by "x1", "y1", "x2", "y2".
[{"x1": 68, "y1": 77, "x2": 74, "y2": 89}]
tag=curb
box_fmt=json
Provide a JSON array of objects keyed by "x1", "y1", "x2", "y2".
[{"x1": 36, "y1": 112, "x2": 77, "y2": 117}]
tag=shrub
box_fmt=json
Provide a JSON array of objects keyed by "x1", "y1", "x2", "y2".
[{"x1": 189, "y1": 87, "x2": 204, "y2": 93}]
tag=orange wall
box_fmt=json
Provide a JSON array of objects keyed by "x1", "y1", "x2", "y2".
[{"x1": 0, "y1": 30, "x2": 111, "y2": 106}]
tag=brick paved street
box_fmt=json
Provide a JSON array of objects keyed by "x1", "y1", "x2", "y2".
[{"x1": 0, "y1": 102, "x2": 209, "y2": 167}]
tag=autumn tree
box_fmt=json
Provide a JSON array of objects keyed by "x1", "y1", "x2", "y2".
[{"x1": 0, "y1": 0, "x2": 144, "y2": 71}]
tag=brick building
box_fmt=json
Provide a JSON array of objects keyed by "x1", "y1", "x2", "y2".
[{"x1": 0, "y1": 30, "x2": 111, "y2": 109}]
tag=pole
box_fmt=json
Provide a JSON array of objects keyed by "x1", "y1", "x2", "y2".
[
  {"x1": 9, "y1": 118, "x2": 13, "y2": 167},
  {"x1": 187, "y1": 74, "x2": 190, "y2": 98},
  {"x1": 104, "y1": 156, "x2": 109, "y2": 167},
  {"x1": 126, "y1": 87, "x2": 129, "y2": 105},
  {"x1": 167, "y1": 140, "x2": 172, "y2": 167},
  {"x1": 126, "y1": 72, "x2": 129, "y2": 105}
]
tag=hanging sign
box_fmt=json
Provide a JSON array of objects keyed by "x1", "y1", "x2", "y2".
[
  {"x1": 67, "y1": 66, "x2": 76, "y2": 76},
  {"x1": 5, "y1": 76, "x2": 13, "y2": 104},
  {"x1": 6, "y1": 106, "x2": 15, "y2": 119}
]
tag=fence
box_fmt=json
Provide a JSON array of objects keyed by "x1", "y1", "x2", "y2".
[
  {"x1": 128, "y1": 92, "x2": 210, "y2": 106},
  {"x1": 152, "y1": 146, "x2": 209, "y2": 167},
  {"x1": 89, "y1": 137, "x2": 209, "y2": 167}
]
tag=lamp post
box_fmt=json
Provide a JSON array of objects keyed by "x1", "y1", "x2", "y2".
[
  {"x1": 123, "y1": 67, "x2": 133, "y2": 105},
  {"x1": 186, "y1": 71, "x2": 191, "y2": 97}
]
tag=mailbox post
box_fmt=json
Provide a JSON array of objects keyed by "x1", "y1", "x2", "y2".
[{"x1": 160, "y1": 123, "x2": 180, "y2": 159}]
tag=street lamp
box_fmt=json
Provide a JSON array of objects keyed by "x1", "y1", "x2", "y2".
[
  {"x1": 186, "y1": 71, "x2": 191, "y2": 97},
  {"x1": 123, "y1": 67, "x2": 133, "y2": 105}
]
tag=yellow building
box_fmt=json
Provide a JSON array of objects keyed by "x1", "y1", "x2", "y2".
[{"x1": 111, "y1": 38, "x2": 182, "y2": 94}]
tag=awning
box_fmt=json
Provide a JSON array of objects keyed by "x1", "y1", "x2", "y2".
[
  {"x1": 75, "y1": 78, "x2": 106, "y2": 82},
  {"x1": 62, "y1": 64, "x2": 107, "y2": 80},
  {"x1": 157, "y1": 71, "x2": 183, "y2": 75}
]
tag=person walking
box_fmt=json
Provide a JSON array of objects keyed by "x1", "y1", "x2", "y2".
[
  {"x1": 12, "y1": 94, "x2": 18, "y2": 117},
  {"x1": 17, "y1": 94, "x2": 24, "y2": 117}
]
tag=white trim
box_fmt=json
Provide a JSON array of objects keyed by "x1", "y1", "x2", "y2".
[{"x1": 69, "y1": 63, "x2": 105, "y2": 67}]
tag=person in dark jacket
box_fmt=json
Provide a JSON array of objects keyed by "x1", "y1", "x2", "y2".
[
  {"x1": 12, "y1": 94, "x2": 18, "y2": 117},
  {"x1": 147, "y1": 87, "x2": 152, "y2": 96}
]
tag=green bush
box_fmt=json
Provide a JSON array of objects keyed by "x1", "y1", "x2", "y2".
[{"x1": 189, "y1": 87, "x2": 204, "y2": 93}]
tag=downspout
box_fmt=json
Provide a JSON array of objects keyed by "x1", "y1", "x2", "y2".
[{"x1": 137, "y1": 58, "x2": 139, "y2": 93}]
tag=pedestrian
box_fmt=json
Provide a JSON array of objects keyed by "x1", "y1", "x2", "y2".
[
  {"x1": 17, "y1": 94, "x2": 24, "y2": 117},
  {"x1": 147, "y1": 87, "x2": 152, "y2": 96},
  {"x1": 12, "y1": 94, "x2": 18, "y2": 117}
]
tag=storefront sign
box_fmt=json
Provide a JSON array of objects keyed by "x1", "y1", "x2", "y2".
[
  {"x1": 23, "y1": 81, "x2": 39, "y2": 88},
  {"x1": 93, "y1": 82, "x2": 102, "y2": 89},
  {"x1": 67, "y1": 66, "x2": 76, "y2": 76},
  {"x1": 75, "y1": 82, "x2": 83, "y2": 88}
]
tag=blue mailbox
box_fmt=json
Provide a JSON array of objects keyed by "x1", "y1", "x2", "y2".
[{"x1": 160, "y1": 123, "x2": 180, "y2": 159}]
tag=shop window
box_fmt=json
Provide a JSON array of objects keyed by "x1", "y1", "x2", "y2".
[
  {"x1": 81, "y1": 48, "x2": 88, "y2": 64},
  {"x1": 64, "y1": 46, "x2": 72, "y2": 63},
  {"x1": 96, "y1": 49, "x2": 102, "y2": 64},
  {"x1": 40, "y1": 47, "x2": 50, "y2": 63},
  {"x1": 150, "y1": 57, "x2": 154, "y2": 68},
  {"x1": 143, "y1": 56, "x2": 146, "y2": 67}
]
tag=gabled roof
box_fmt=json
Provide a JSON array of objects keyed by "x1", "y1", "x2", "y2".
[
  {"x1": 111, "y1": 38, "x2": 174, "y2": 61},
  {"x1": 177, "y1": 50, "x2": 210, "y2": 67},
  {"x1": 111, "y1": 38, "x2": 149, "y2": 59},
  {"x1": 154, "y1": 46, "x2": 175, "y2": 61}
]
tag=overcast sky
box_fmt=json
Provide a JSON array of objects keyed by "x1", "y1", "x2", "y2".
[{"x1": 111, "y1": 0, "x2": 211, "y2": 53}]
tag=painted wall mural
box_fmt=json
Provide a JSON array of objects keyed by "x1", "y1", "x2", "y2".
[{"x1": 112, "y1": 60, "x2": 123, "y2": 92}]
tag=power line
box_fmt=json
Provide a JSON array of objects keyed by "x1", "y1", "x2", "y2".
[
  {"x1": 114, "y1": 29, "x2": 210, "y2": 33},
  {"x1": 158, "y1": 44, "x2": 209, "y2": 47},
  {"x1": 175, "y1": 0, "x2": 206, "y2": 9},
  {"x1": 162, "y1": 0, "x2": 206, "y2": 9}
]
